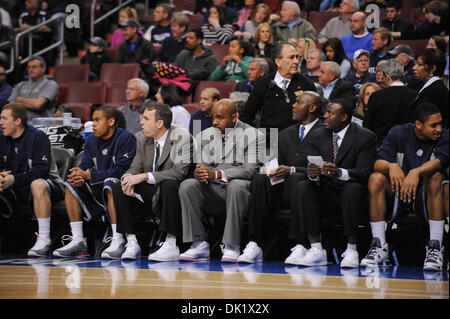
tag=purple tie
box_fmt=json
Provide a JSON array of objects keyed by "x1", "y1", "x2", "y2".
[{"x1": 333, "y1": 134, "x2": 340, "y2": 163}]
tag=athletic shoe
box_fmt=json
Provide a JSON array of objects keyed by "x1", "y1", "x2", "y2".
[
  {"x1": 28, "y1": 233, "x2": 52, "y2": 257},
  {"x1": 52, "y1": 235, "x2": 87, "y2": 258},
  {"x1": 179, "y1": 241, "x2": 210, "y2": 261},
  {"x1": 340, "y1": 249, "x2": 359, "y2": 268},
  {"x1": 221, "y1": 244, "x2": 240, "y2": 263},
  {"x1": 148, "y1": 241, "x2": 180, "y2": 261},
  {"x1": 121, "y1": 240, "x2": 141, "y2": 260},
  {"x1": 298, "y1": 246, "x2": 327, "y2": 266},
  {"x1": 285, "y1": 244, "x2": 307, "y2": 265},
  {"x1": 423, "y1": 240, "x2": 444, "y2": 271},
  {"x1": 360, "y1": 238, "x2": 389, "y2": 267},
  {"x1": 101, "y1": 236, "x2": 126, "y2": 259},
  {"x1": 238, "y1": 242, "x2": 263, "y2": 263}
]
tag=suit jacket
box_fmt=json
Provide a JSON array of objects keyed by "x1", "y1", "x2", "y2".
[
  {"x1": 412, "y1": 79, "x2": 449, "y2": 129},
  {"x1": 307, "y1": 122, "x2": 377, "y2": 185},
  {"x1": 240, "y1": 72, "x2": 317, "y2": 130},
  {"x1": 327, "y1": 78, "x2": 356, "y2": 106},
  {"x1": 125, "y1": 125, "x2": 193, "y2": 183},
  {"x1": 278, "y1": 119, "x2": 323, "y2": 176},
  {"x1": 194, "y1": 120, "x2": 266, "y2": 182}
]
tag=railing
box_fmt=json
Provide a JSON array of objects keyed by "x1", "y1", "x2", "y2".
[
  {"x1": 15, "y1": 15, "x2": 65, "y2": 67},
  {"x1": 0, "y1": 40, "x2": 14, "y2": 74}
]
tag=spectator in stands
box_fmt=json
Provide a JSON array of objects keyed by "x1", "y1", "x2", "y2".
[
  {"x1": 392, "y1": 0, "x2": 449, "y2": 40},
  {"x1": 318, "y1": 0, "x2": 359, "y2": 44},
  {"x1": 106, "y1": 101, "x2": 192, "y2": 261},
  {"x1": 0, "y1": 14, "x2": 14, "y2": 69},
  {"x1": 287, "y1": 99, "x2": 377, "y2": 268},
  {"x1": 200, "y1": 0, "x2": 238, "y2": 27},
  {"x1": 189, "y1": 87, "x2": 220, "y2": 136},
  {"x1": 254, "y1": 22, "x2": 276, "y2": 60},
  {"x1": 343, "y1": 49, "x2": 376, "y2": 97},
  {"x1": 155, "y1": 84, "x2": 191, "y2": 131},
  {"x1": 243, "y1": 91, "x2": 324, "y2": 264},
  {"x1": 179, "y1": 99, "x2": 265, "y2": 263},
  {"x1": 369, "y1": 28, "x2": 394, "y2": 73},
  {"x1": 144, "y1": 3, "x2": 173, "y2": 48},
  {"x1": 174, "y1": 29, "x2": 218, "y2": 81},
  {"x1": 80, "y1": 37, "x2": 111, "y2": 81},
  {"x1": 235, "y1": 0, "x2": 257, "y2": 29},
  {"x1": 318, "y1": 61, "x2": 355, "y2": 106},
  {"x1": 53, "y1": 106, "x2": 136, "y2": 258},
  {"x1": 426, "y1": 35, "x2": 449, "y2": 86},
  {"x1": 363, "y1": 59, "x2": 417, "y2": 147},
  {"x1": 271, "y1": 1, "x2": 317, "y2": 43},
  {"x1": 375, "y1": 60, "x2": 388, "y2": 89},
  {"x1": 8, "y1": 56, "x2": 58, "y2": 121},
  {"x1": 351, "y1": 82, "x2": 381, "y2": 126},
  {"x1": 323, "y1": 37, "x2": 352, "y2": 78},
  {"x1": 0, "y1": 66, "x2": 12, "y2": 111},
  {"x1": 111, "y1": 7, "x2": 143, "y2": 48},
  {"x1": 340, "y1": 11, "x2": 372, "y2": 62},
  {"x1": 389, "y1": 44, "x2": 423, "y2": 91},
  {"x1": 119, "y1": 78, "x2": 149, "y2": 135},
  {"x1": 235, "y1": 2, "x2": 271, "y2": 40},
  {"x1": 305, "y1": 48, "x2": 326, "y2": 82},
  {"x1": 201, "y1": 5, "x2": 234, "y2": 46},
  {"x1": 157, "y1": 13, "x2": 189, "y2": 63},
  {"x1": 412, "y1": 48, "x2": 449, "y2": 128},
  {"x1": 54, "y1": 106, "x2": 75, "y2": 118},
  {"x1": 210, "y1": 39, "x2": 254, "y2": 82},
  {"x1": 361, "y1": 103, "x2": 448, "y2": 271},
  {"x1": 0, "y1": 5, "x2": 12, "y2": 28},
  {"x1": 296, "y1": 37, "x2": 316, "y2": 74},
  {"x1": 240, "y1": 43, "x2": 317, "y2": 131},
  {"x1": 319, "y1": 0, "x2": 340, "y2": 12},
  {"x1": 235, "y1": 57, "x2": 269, "y2": 93},
  {"x1": 381, "y1": 1, "x2": 414, "y2": 39}
]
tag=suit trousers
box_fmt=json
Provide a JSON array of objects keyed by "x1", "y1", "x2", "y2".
[
  {"x1": 293, "y1": 179, "x2": 367, "y2": 238},
  {"x1": 112, "y1": 180, "x2": 182, "y2": 236},
  {"x1": 179, "y1": 178, "x2": 251, "y2": 247}
]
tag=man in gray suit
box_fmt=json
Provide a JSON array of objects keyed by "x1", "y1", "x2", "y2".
[
  {"x1": 179, "y1": 99, "x2": 266, "y2": 263},
  {"x1": 104, "y1": 101, "x2": 192, "y2": 261}
]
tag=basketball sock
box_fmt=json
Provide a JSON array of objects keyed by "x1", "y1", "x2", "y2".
[
  {"x1": 37, "y1": 217, "x2": 50, "y2": 238},
  {"x1": 166, "y1": 233, "x2": 176, "y2": 246},
  {"x1": 111, "y1": 224, "x2": 122, "y2": 239},
  {"x1": 70, "y1": 221, "x2": 83, "y2": 238},
  {"x1": 311, "y1": 242, "x2": 322, "y2": 250},
  {"x1": 127, "y1": 234, "x2": 137, "y2": 242},
  {"x1": 429, "y1": 219, "x2": 445, "y2": 247},
  {"x1": 370, "y1": 221, "x2": 386, "y2": 245},
  {"x1": 346, "y1": 243, "x2": 357, "y2": 251}
]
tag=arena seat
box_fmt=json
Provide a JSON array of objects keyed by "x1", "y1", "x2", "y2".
[
  {"x1": 193, "y1": 81, "x2": 237, "y2": 103},
  {"x1": 105, "y1": 47, "x2": 118, "y2": 62},
  {"x1": 183, "y1": 103, "x2": 202, "y2": 115},
  {"x1": 63, "y1": 103, "x2": 93, "y2": 123},
  {"x1": 210, "y1": 44, "x2": 229, "y2": 64},
  {"x1": 100, "y1": 63, "x2": 139, "y2": 83},
  {"x1": 391, "y1": 39, "x2": 428, "y2": 57},
  {"x1": 173, "y1": 0, "x2": 196, "y2": 12},
  {"x1": 52, "y1": 147, "x2": 75, "y2": 180},
  {"x1": 53, "y1": 64, "x2": 90, "y2": 84},
  {"x1": 308, "y1": 11, "x2": 340, "y2": 33},
  {"x1": 106, "y1": 81, "x2": 128, "y2": 108},
  {"x1": 188, "y1": 13, "x2": 203, "y2": 30},
  {"x1": 65, "y1": 81, "x2": 108, "y2": 104}
]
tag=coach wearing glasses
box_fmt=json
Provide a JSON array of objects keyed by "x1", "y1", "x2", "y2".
[{"x1": 7, "y1": 56, "x2": 58, "y2": 120}]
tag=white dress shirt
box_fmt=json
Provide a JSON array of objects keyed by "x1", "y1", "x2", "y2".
[{"x1": 147, "y1": 130, "x2": 169, "y2": 184}]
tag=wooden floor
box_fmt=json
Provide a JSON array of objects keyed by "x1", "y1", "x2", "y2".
[{"x1": 0, "y1": 258, "x2": 448, "y2": 300}]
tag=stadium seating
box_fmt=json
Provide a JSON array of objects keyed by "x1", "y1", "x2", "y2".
[
  {"x1": 105, "y1": 81, "x2": 128, "y2": 108},
  {"x1": 210, "y1": 44, "x2": 229, "y2": 64},
  {"x1": 391, "y1": 39, "x2": 428, "y2": 57},
  {"x1": 188, "y1": 13, "x2": 203, "y2": 30},
  {"x1": 183, "y1": 103, "x2": 202, "y2": 115},
  {"x1": 105, "y1": 47, "x2": 118, "y2": 62},
  {"x1": 100, "y1": 63, "x2": 140, "y2": 83},
  {"x1": 53, "y1": 64, "x2": 90, "y2": 106},
  {"x1": 173, "y1": 0, "x2": 196, "y2": 13},
  {"x1": 193, "y1": 81, "x2": 237, "y2": 103},
  {"x1": 308, "y1": 11, "x2": 340, "y2": 34}
]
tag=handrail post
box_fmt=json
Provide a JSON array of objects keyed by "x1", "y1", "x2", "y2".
[{"x1": 91, "y1": 0, "x2": 97, "y2": 39}]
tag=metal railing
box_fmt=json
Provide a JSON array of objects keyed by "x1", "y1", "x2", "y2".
[
  {"x1": 15, "y1": 15, "x2": 65, "y2": 67},
  {"x1": 0, "y1": 41, "x2": 14, "y2": 74}
]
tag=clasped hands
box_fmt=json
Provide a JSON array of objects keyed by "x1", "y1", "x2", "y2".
[
  {"x1": 307, "y1": 162, "x2": 338, "y2": 178},
  {"x1": 67, "y1": 167, "x2": 90, "y2": 187},
  {"x1": 0, "y1": 171, "x2": 14, "y2": 192},
  {"x1": 195, "y1": 164, "x2": 220, "y2": 183}
]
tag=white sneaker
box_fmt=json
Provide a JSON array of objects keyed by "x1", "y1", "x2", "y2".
[
  {"x1": 423, "y1": 240, "x2": 444, "y2": 271},
  {"x1": 148, "y1": 241, "x2": 180, "y2": 261},
  {"x1": 238, "y1": 242, "x2": 263, "y2": 263},
  {"x1": 221, "y1": 244, "x2": 240, "y2": 263},
  {"x1": 101, "y1": 236, "x2": 126, "y2": 259},
  {"x1": 28, "y1": 233, "x2": 51, "y2": 257},
  {"x1": 298, "y1": 246, "x2": 327, "y2": 266},
  {"x1": 340, "y1": 249, "x2": 359, "y2": 268},
  {"x1": 53, "y1": 235, "x2": 87, "y2": 258},
  {"x1": 121, "y1": 240, "x2": 141, "y2": 260},
  {"x1": 179, "y1": 241, "x2": 210, "y2": 261},
  {"x1": 285, "y1": 244, "x2": 307, "y2": 265},
  {"x1": 360, "y1": 238, "x2": 389, "y2": 267}
]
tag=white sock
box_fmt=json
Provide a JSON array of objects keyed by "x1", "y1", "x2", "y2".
[
  {"x1": 225, "y1": 243, "x2": 240, "y2": 252},
  {"x1": 370, "y1": 221, "x2": 386, "y2": 244},
  {"x1": 70, "y1": 221, "x2": 83, "y2": 238},
  {"x1": 111, "y1": 224, "x2": 122, "y2": 239},
  {"x1": 37, "y1": 217, "x2": 50, "y2": 238},
  {"x1": 166, "y1": 233, "x2": 176, "y2": 246},
  {"x1": 311, "y1": 242, "x2": 322, "y2": 250},
  {"x1": 126, "y1": 234, "x2": 137, "y2": 242},
  {"x1": 429, "y1": 220, "x2": 445, "y2": 247},
  {"x1": 347, "y1": 243, "x2": 357, "y2": 251}
]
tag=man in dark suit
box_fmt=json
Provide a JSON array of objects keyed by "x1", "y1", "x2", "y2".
[
  {"x1": 238, "y1": 91, "x2": 324, "y2": 264},
  {"x1": 285, "y1": 99, "x2": 377, "y2": 268},
  {"x1": 318, "y1": 61, "x2": 355, "y2": 106},
  {"x1": 363, "y1": 59, "x2": 417, "y2": 146},
  {"x1": 240, "y1": 43, "x2": 317, "y2": 132}
]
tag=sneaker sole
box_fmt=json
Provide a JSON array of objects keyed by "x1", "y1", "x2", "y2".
[
  {"x1": 423, "y1": 265, "x2": 443, "y2": 271},
  {"x1": 121, "y1": 254, "x2": 141, "y2": 260},
  {"x1": 238, "y1": 256, "x2": 263, "y2": 263},
  {"x1": 341, "y1": 262, "x2": 359, "y2": 268},
  {"x1": 53, "y1": 251, "x2": 87, "y2": 258},
  {"x1": 101, "y1": 252, "x2": 122, "y2": 259},
  {"x1": 221, "y1": 257, "x2": 239, "y2": 263},
  {"x1": 148, "y1": 255, "x2": 180, "y2": 262},
  {"x1": 179, "y1": 255, "x2": 210, "y2": 262},
  {"x1": 298, "y1": 260, "x2": 327, "y2": 266},
  {"x1": 28, "y1": 250, "x2": 50, "y2": 257}
]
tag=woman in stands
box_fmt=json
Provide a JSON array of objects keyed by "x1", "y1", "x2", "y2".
[
  {"x1": 351, "y1": 82, "x2": 381, "y2": 127},
  {"x1": 155, "y1": 83, "x2": 191, "y2": 131},
  {"x1": 323, "y1": 37, "x2": 351, "y2": 78},
  {"x1": 111, "y1": 7, "x2": 144, "y2": 48},
  {"x1": 210, "y1": 39, "x2": 254, "y2": 82},
  {"x1": 235, "y1": 2, "x2": 271, "y2": 40},
  {"x1": 253, "y1": 22, "x2": 275, "y2": 60},
  {"x1": 296, "y1": 37, "x2": 316, "y2": 74},
  {"x1": 201, "y1": 5, "x2": 234, "y2": 46}
]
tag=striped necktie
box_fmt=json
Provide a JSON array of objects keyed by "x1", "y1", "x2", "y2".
[
  {"x1": 333, "y1": 134, "x2": 340, "y2": 164},
  {"x1": 299, "y1": 125, "x2": 305, "y2": 142}
]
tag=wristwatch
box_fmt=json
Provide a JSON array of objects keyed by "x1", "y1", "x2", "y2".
[
  {"x1": 290, "y1": 167, "x2": 296, "y2": 175},
  {"x1": 336, "y1": 168, "x2": 342, "y2": 178}
]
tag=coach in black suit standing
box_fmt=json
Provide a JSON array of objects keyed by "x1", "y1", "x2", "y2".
[
  {"x1": 318, "y1": 61, "x2": 355, "y2": 106},
  {"x1": 285, "y1": 99, "x2": 377, "y2": 269},
  {"x1": 363, "y1": 59, "x2": 417, "y2": 146},
  {"x1": 240, "y1": 43, "x2": 317, "y2": 132},
  {"x1": 237, "y1": 91, "x2": 324, "y2": 264}
]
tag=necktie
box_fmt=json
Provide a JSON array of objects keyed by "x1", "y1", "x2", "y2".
[
  {"x1": 154, "y1": 141, "x2": 160, "y2": 172},
  {"x1": 333, "y1": 134, "x2": 340, "y2": 164},
  {"x1": 299, "y1": 125, "x2": 305, "y2": 142},
  {"x1": 282, "y1": 79, "x2": 289, "y2": 91}
]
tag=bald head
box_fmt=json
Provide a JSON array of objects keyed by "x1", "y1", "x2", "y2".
[
  {"x1": 350, "y1": 11, "x2": 367, "y2": 35},
  {"x1": 292, "y1": 91, "x2": 323, "y2": 123},
  {"x1": 212, "y1": 99, "x2": 238, "y2": 133}
]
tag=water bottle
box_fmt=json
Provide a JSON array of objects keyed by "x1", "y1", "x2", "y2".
[{"x1": 82, "y1": 121, "x2": 94, "y2": 143}]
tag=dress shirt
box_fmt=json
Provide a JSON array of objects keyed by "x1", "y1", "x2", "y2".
[{"x1": 147, "y1": 130, "x2": 169, "y2": 184}]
